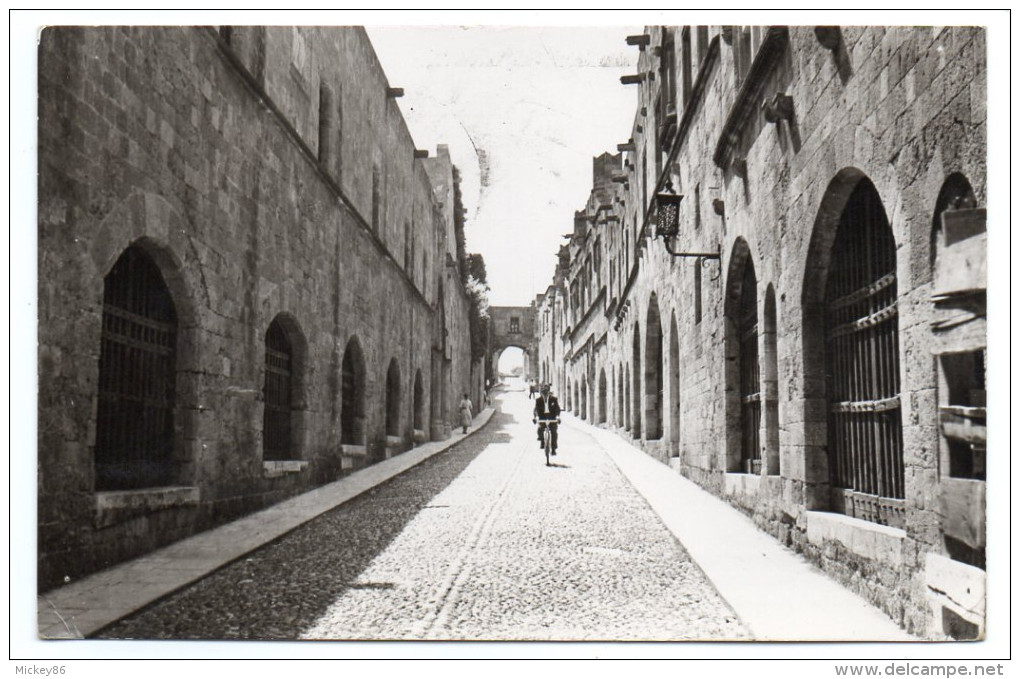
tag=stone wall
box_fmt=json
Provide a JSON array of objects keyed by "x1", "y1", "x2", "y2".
[
  {"x1": 37, "y1": 26, "x2": 476, "y2": 591},
  {"x1": 536, "y1": 25, "x2": 986, "y2": 638}
]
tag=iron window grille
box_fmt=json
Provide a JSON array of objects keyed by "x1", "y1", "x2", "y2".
[
  {"x1": 825, "y1": 180, "x2": 904, "y2": 528},
  {"x1": 739, "y1": 262, "x2": 761, "y2": 473},
  {"x1": 263, "y1": 320, "x2": 293, "y2": 460},
  {"x1": 95, "y1": 247, "x2": 178, "y2": 490}
]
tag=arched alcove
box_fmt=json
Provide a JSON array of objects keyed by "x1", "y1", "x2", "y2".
[
  {"x1": 644, "y1": 295, "x2": 663, "y2": 440},
  {"x1": 341, "y1": 337, "x2": 366, "y2": 446},
  {"x1": 724, "y1": 239, "x2": 759, "y2": 473},
  {"x1": 385, "y1": 358, "x2": 401, "y2": 437}
]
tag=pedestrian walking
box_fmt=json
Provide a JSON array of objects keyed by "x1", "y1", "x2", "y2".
[{"x1": 458, "y1": 393, "x2": 473, "y2": 434}]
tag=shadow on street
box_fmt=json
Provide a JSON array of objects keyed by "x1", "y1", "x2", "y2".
[{"x1": 97, "y1": 397, "x2": 515, "y2": 640}]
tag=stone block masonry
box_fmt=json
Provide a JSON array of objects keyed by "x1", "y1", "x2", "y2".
[
  {"x1": 535, "y1": 25, "x2": 986, "y2": 639},
  {"x1": 37, "y1": 26, "x2": 478, "y2": 591}
]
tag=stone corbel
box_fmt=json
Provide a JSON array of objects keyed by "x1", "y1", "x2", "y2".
[
  {"x1": 814, "y1": 26, "x2": 842, "y2": 51},
  {"x1": 762, "y1": 92, "x2": 794, "y2": 123},
  {"x1": 731, "y1": 156, "x2": 748, "y2": 179}
]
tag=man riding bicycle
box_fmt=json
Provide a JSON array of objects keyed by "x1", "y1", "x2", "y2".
[{"x1": 533, "y1": 384, "x2": 561, "y2": 455}]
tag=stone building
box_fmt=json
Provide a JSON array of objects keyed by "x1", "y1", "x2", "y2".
[
  {"x1": 37, "y1": 26, "x2": 481, "y2": 591},
  {"x1": 488, "y1": 305, "x2": 538, "y2": 382},
  {"x1": 535, "y1": 26, "x2": 986, "y2": 639}
]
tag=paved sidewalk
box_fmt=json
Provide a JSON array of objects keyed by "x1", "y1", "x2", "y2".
[
  {"x1": 571, "y1": 416, "x2": 915, "y2": 641},
  {"x1": 37, "y1": 406, "x2": 496, "y2": 639}
]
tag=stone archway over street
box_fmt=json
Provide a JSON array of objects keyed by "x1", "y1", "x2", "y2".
[{"x1": 489, "y1": 306, "x2": 538, "y2": 383}]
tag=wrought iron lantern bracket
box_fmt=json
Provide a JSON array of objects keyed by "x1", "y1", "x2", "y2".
[{"x1": 654, "y1": 182, "x2": 721, "y2": 262}]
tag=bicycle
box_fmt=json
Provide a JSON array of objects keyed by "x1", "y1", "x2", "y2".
[{"x1": 535, "y1": 417, "x2": 560, "y2": 466}]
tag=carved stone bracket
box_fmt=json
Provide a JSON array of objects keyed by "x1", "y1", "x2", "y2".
[
  {"x1": 762, "y1": 92, "x2": 794, "y2": 123},
  {"x1": 713, "y1": 27, "x2": 790, "y2": 170}
]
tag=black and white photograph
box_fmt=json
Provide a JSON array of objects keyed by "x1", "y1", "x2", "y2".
[{"x1": 12, "y1": 8, "x2": 1011, "y2": 671}]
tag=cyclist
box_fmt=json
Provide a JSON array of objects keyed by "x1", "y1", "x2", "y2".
[{"x1": 532, "y1": 384, "x2": 561, "y2": 455}]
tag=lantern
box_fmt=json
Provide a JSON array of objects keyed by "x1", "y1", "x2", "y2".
[{"x1": 655, "y1": 186, "x2": 683, "y2": 240}]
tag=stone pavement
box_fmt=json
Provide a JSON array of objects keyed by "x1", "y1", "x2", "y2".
[
  {"x1": 576, "y1": 419, "x2": 915, "y2": 641},
  {"x1": 40, "y1": 387, "x2": 915, "y2": 641},
  {"x1": 37, "y1": 404, "x2": 497, "y2": 639},
  {"x1": 299, "y1": 391, "x2": 746, "y2": 641}
]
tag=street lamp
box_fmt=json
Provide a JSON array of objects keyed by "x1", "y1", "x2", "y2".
[{"x1": 654, "y1": 181, "x2": 720, "y2": 261}]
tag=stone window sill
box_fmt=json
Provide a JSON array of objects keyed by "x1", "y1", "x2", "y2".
[
  {"x1": 263, "y1": 460, "x2": 309, "y2": 478},
  {"x1": 724, "y1": 471, "x2": 762, "y2": 495},
  {"x1": 805, "y1": 510, "x2": 906, "y2": 565},
  {"x1": 94, "y1": 486, "x2": 200, "y2": 529}
]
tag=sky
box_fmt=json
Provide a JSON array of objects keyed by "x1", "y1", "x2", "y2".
[{"x1": 366, "y1": 26, "x2": 640, "y2": 307}]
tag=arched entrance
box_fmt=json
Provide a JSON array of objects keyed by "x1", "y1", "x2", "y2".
[
  {"x1": 598, "y1": 368, "x2": 607, "y2": 424},
  {"x1": 724, "y1": 239, "x2": 759, "y2": 473},
  {"x1": 669, "y1": 311, "x2": 680, "y2": 448},
  {"x1": 644, "y1": 295, "x2": 663, "y2": 440},
  {"x1": 631, "y1": 322, "x2": 642, "y2": 437}
]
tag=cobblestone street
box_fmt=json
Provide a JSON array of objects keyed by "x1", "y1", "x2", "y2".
[{"x1": 100, "y1": 388, "x2": 747, "y2": 641}]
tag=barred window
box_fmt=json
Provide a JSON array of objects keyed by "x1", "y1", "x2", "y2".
[
  {"x1": 644, "y1": 297, "x2": 663, "y2": 440},
  {"x1": 263, "y1": 319, "x2": 293, "y2": 461},
  {"x1": 385, "y1": 359, "x2": 401, "y2": 437},
  {"x1": 738, "y1": 259, "x2": 761, "y2": 472},
  {"x1": 95, "y1": 246, "x2": 178, "y2": 490},
  {"x1": 825, "y1": 179, "x2": 904, "y2": 527},
  {"x1": 341, "y1": 338, "x2": 366, "y2": 445},
  {"x1": 413, "y1": 370, "x2": 425, "y2": 432}
]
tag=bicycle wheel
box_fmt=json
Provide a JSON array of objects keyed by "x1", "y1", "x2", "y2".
[{"x1": 544, "y1": 428, "x2": 551, "y2": 466}]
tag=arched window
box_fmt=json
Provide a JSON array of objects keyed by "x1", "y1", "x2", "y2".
[
  {"x1": 616, "y1": 364, "x2": 625, "y2": 426},
  {"x1": 263, "y1": 318, "x2": 294, "y2": 460},
  {"x1": 644, "y1": 296, "x2": 663, "y2": 440},
  {"x1": 95, "y1": 246, "x2": 178, "y2": 490},
  {"x1": 669, "y1": 312, "x2": 681, "y2": 448},
  {"x1": 631, "y1": 323, "x2": 642, "y2": 437},
  {"x1": 581, "y1": 377, "x2": 588, "y2": 421},
  {"x1": 762, "y1": 285, "x2": 780, "y2": 474},
  {"x1": 624, "y1": 364, "x2": 632, "y2": 432},
  {"x1": 385, "y1": 359, "x2": 401, "y2": 437},
  {"x1": 413, "y1": 370, "x2": 425, "y2": 432},
  {"x1": 341, "y1": 338, "x2": 366, "y2": 445},
  {"x1": 825, "y1": 178, "x2": 903, "y2": 526},
  {"x1": 598, "y1": 368, "x2": 607, "y2": 424},
  {"x1": 738, "y1": 260, "x2": 760, "y2": 472},
  {"x1": 725, "y1": 243, "x2": 760, "y2": 473}
]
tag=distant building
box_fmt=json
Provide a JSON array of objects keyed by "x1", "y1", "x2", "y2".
[
  {"x1": 535, "y1": 26, "x2": 987, "y2": 639},
  {"x1": 37, "y1": 26, "x2": 481, "y2": 590}
]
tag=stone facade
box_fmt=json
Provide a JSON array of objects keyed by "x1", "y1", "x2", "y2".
[
  {"x1": 489, "y1": 305, "x2": 538, "y2": 382},
  {"x1": 535, "y1": 26, "x2": 986, "y2": 639},
  {"x1": 38, "y1": 26, "x2": 480, "y2": 591}
]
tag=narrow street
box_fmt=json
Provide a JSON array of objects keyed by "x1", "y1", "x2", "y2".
[{"x1": 99, "y1": 386, "x2": 747, "y2": 641}]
